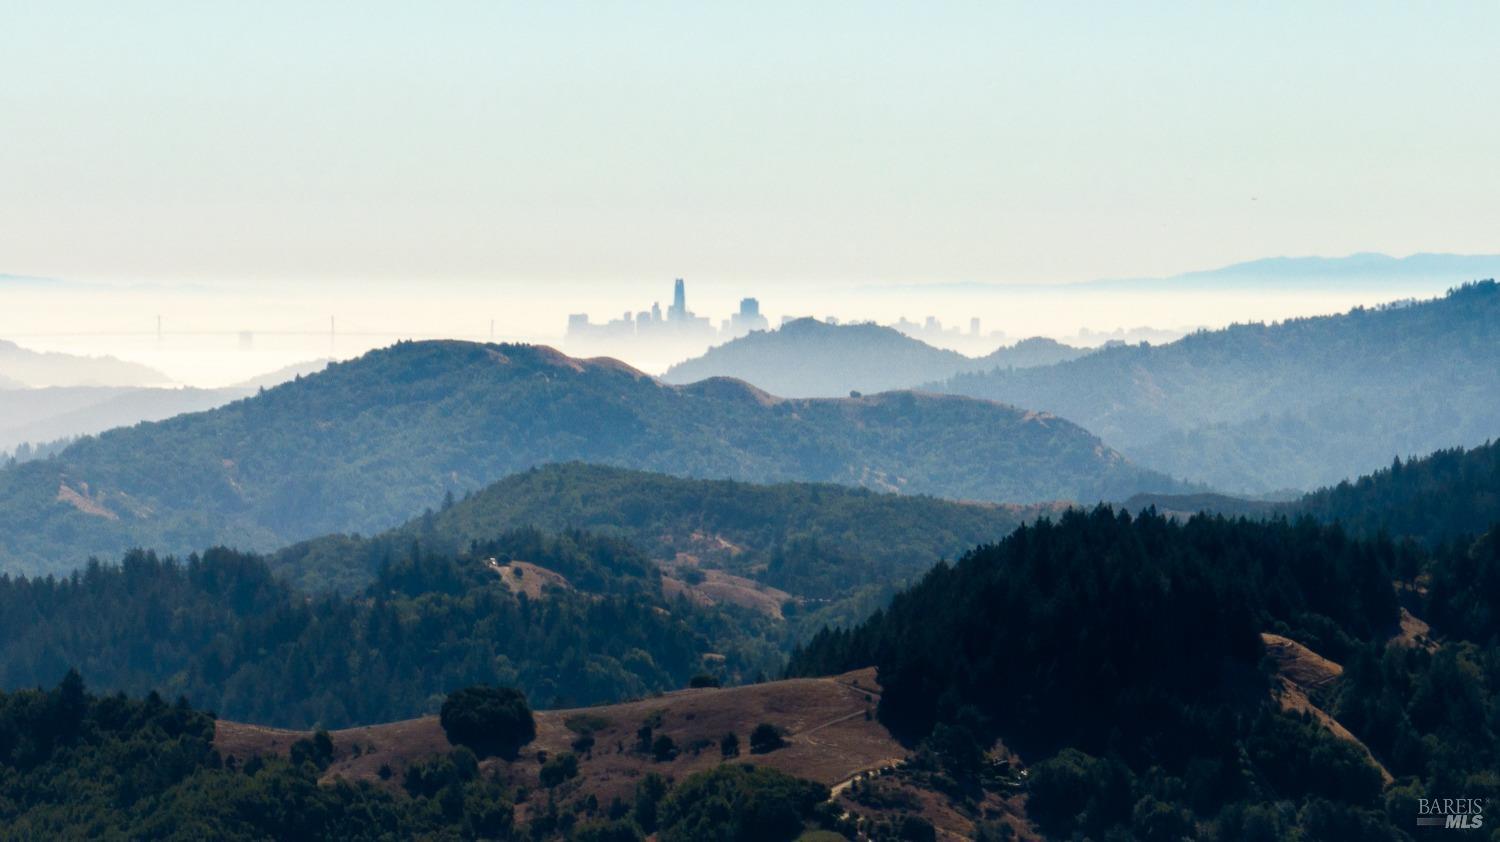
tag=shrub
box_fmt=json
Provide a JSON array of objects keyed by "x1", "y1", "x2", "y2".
[
  {"x1": 750, "y1": 722, "x2": 785, "y2": 754},
  {"x1": 540, "y1": 752, "x2": 580, "y2": 788},
  {"x1": 289, "y1": 729, "x2": 335, "y2": 770},
  {"x1": 652, "y1": 734, "x2": 679, "y2": 762}
]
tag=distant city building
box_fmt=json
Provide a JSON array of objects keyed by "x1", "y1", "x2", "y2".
[
  {"x1": 729, "y1": 298, "x2": 769, "y2": 334},
  {"x1": 565, "y1": 280, "x2": 1005, "y2": 362},
  {"x1": 566, "y1": 279, "x2": 717, "y2": 345},
  {"x1": 891, "y1": 314, "x2": 1001, "y2": 352}
]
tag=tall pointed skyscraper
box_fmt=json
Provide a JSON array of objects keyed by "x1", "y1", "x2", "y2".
[{"x1": 669, "y1": 278, "x2": 686, "y2": 321}]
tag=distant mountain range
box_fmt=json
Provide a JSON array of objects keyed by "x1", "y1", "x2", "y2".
[
  {"x1": 0, "y1": 339, "x2": 171, "y2": 387},
  {"x1": 0, "y1": 340, "x2": 1183, "y2": 575},
  {"x1": 0, "y1": 386, "x2": 253, "y2": 454},
  {"x1": 661, "y1": 318, "x2": 1085, "y2": 398},
  {"x1": 934, "y1": 281, "x2": 1500, "y2": 493},
  {"x1": 892, "y1": 252, "x2": 1500, "y2": 293},
  {"x1": 1124, "y1": 252, "x2": 1500, "y2": 290},
  {"x1": 0, "y1": 359, "x2": 330, "y2": 455},
  {"x1": 230, "y1": 358, "x2": 330, "y2": 389},
  {"x1": 0, "y1": 273, "x2": 62, "y2": 287}
]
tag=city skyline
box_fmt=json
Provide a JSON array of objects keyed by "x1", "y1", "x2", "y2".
[
  {"x1": 565, "y1": 277, "x2": 1006, "y2": 356},
  {"x1": 6, "y1": 248, "x2": 1493, "y2": 387}
]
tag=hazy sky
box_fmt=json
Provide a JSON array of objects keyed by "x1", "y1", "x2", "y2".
[{"x1": 4, "y1": 1, "x2": 1498, "y2": 289}]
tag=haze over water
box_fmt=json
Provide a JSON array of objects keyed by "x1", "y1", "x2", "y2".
[{"x1": 0, "y1": 268, "x2": 1469, "y2": 386}]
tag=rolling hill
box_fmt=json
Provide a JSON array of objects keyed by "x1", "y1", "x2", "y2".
[
  {"x1": 0, "y1": 338, "x2": 171, "y2": 387},
  {"x1": 1294, "y1": 438, "x2": 1500, "y2": 546},
  {"x1": 1125, "y1": 436, "x2": 1500, "y2": 591},
  {"x1": 661, "y1": 318, "x2": 1084, "y2": 398},
  {"x1": 0, "y1": 361, "x2": 326, "y2": 457},
  {"x1": 935, "y1": 281, "x2": 1500, "y2": 493},
  {"x1": 0, "y1": 385, "x2": 254, "y2": 455},
  {"x1": 271, "y1": 462, "x2": 1051, "y2": 626},
  {"x1": 0, "y1": 340, "x2": 1181, "y2": 575},
  {"x1": 0, "y1": 531, "x2": 799, "y2": 728},
  {"x1": 215, "y1": 667, "x2": 1036, "y2": 840},
  {"x1": 230, "y1": 358, "x2": 330, "y2": 389}
]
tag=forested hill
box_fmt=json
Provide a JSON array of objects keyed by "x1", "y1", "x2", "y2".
[
  {"x1": 272, "y1": 463, "x2": 1045, "y2": 605},
  {"x1": 0, "y1": 531, "x2": 783, "y2": 728},
  {"x1": 661, "y1": 319, "x2": 973, "y2": 397},
  {"x1": 934, "y1": 281, "x2": 1500, "y2": 494},
  {"x1": 789, "y1": 506, "x2": 1500, "y2": 839},
  {"x1": 661, "y1": 318, "x2": 1085, "y2": 397},
  {"x1": 1127, "y1": 437, "x2": 1500, "y2": 549},
  {"x1": 0, "y1": 341, "x2": 1180, "y2": 575},
  {"x1": 1296, "y1": 439, "x2": 1500, "y2": 546}
]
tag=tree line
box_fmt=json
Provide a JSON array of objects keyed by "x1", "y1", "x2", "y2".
[{"x1": 789, "y1": 506, "x2": 1500, "y2": 839}]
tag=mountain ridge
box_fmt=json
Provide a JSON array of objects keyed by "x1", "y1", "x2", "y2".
[
  {"x1": 934, "y1": 281, "x2": 1500, "y2": 492},
  {"x1": 0, "y1": 338, "x2": 172, "y2": 388},
  {"x1": 661, "y1": 318, "x2": 1085, "y2": 398},
  {"x1": 0, "y1": 340, "x2": 1182, "y2": 574}
]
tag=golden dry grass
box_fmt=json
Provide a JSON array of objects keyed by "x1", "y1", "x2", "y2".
[
  {"x1": 215, "y1": 668, "x2": 905, "y2": 824},
  {"x1": 1261, "y1": 632, "x2": 1393, "y2": 785}
]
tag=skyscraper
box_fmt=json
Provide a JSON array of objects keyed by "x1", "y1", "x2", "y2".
[
  {"x1": 729, "y1": 297, "x2": 769, "y2": 334},
  {"x1": 669, "y1": 278, "x2": 687, "y2": 321}
]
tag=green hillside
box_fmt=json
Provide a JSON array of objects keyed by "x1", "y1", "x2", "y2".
[
  {"x1": 0, "y1": 530, "x2": 783, "y2": 728},
  {"x1": 273, "y1": 463, "x2": 1045, "y2": 634},
  {"x1": 661, "y1": 317, "x2": 1084, "y2": 398},
  {"x1": 0, "y1": 340, "x2": 1180, "y2": 575},
  {"x1": 936, "y1": 281, "x2": 1500, "y2": 493},
  {"x1": 1127, "y1": 437, "x2": 1500, "y2": 549},
  {"x1": 1296, "y1": 438, "x2": 1500, "y2": 546}
]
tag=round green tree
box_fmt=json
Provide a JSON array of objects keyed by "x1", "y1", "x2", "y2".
[{"x1": 440, "y1": 685, "x2": 536, "y2": 759}]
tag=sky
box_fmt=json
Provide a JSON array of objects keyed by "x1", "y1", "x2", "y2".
[
  {"x1": 2, "y1": 2, "x2": 1498, "y2": 383},
  {"x1": 4, "y1": 1, "x2": 1498, "y2": 286}
]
